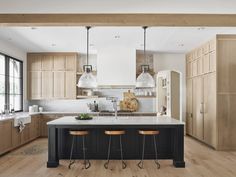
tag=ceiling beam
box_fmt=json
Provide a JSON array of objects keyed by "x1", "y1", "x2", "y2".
[{"x1": 1, "y1": 14, "x2": 236, "y2": 26}]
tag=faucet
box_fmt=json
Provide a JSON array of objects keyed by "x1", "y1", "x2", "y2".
[
  {"x1": 4, "y1": 104, "x2": 10, "y2": 115},
  {"x1": 106, "y1": 97, "x2": 118, "y2": 119}
]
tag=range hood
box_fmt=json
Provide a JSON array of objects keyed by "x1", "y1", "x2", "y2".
[{"x1": 97, "y1": 46, "x2": 136, "y2": 88}]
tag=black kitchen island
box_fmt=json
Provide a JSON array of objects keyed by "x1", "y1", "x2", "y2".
[{"x1": 47, "y1": 116, "x2": 185, "y2": 168}]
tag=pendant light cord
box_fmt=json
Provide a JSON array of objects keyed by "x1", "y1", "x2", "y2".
[
  {"x1": 143, "y1": 26, "x2": 147, "y2": 64},
  {"x1": 86, "y1": 26, "x2": 91, "y2": 66}
]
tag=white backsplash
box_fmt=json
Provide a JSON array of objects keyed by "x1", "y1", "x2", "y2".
[{"x1": 26, "y1": 89, "x2": 156, "y2": 113}]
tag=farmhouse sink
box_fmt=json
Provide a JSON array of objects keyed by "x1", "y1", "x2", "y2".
[{"x1": 14, "y1": 115, "x2": 31, "y2": 127}]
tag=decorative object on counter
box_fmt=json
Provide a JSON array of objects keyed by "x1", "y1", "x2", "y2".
[
  {"x1": 136, "y1": 26, "x2": 155, "y2": 88},
  {"x1": 120, "y1": 90, "x2": 139, "y2": 112},
  {"x1": 33, "y1": 105, "x2": 39, "y2": 112},
  {"x1": 39, "y1": 107, "x2": 43, "y2": 112},
  {"x1": 75, "y1": 114, "x2": 93, "y2": 120},
  {"x1": 77, "y1": 26, "x2": 97, "y2": 88},
  {"x1": 29, "y1": 106, "x2": 34, "y2": 113},
  {"x1": 87, "y1": 101, "x2": 99, "y2": 112}
]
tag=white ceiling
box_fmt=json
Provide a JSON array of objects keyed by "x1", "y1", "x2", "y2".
[
  {"x1": 0, "y1": 0, "x2": 236, "y2": 14},
  {"x1": 1, "y1": 27, "x2": 236, "y2": 54}
]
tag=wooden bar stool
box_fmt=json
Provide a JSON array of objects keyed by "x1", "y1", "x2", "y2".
[
  {"x1": 68, "y1": 130, "x2": 91, "y2": 169},
  {"x1": 137, "y1": 130, "x2": 160, "y2": 169},
  {"x1": 104, "y1": 130, "x2": 127, "y2": 169}
]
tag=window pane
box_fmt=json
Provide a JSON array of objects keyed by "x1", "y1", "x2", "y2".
[
  {"x1": 0, "y1": 75, "x2": 5, "y2": 94},
  {"x1": 0, "y1": 55, "x2": 5, "y2": 75},
  {"x1": 0, "y1": 94, "x2": 5, "y2": 111},
  {"x1": 9, "y1": 59, "x2": 21, "y2": 78},
  {"x1": 10, "y1": 94, "x2": 22, "y2": 111},
  {"x1": 10, "y1": 77, "x2": 21, "y2": 94}
]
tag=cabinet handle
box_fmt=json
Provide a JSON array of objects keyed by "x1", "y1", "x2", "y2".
[{"x1": 200, "y1": 103, "x2": 204, "y2": 114}]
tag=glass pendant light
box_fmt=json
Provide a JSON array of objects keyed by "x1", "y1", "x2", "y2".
[
  {"x1": 136, "y1": 26, "x2": 155, "y2": 88},
  {"x1": 77, "y1": 26, "x2": 97, "y2": 88}
]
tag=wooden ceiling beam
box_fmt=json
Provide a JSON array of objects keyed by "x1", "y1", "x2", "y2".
[{"x1": 0, "y1": 14, "x2": 236, "y2": 26}]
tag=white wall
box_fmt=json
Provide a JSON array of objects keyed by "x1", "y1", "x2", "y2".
[
  {"x1": 153, "y1": 53, "x2": 186, "y2": 121},
  {"x1": 0, "y1": 40, "x2": 27, "y2": 109}
]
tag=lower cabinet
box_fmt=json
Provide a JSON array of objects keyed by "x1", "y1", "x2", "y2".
[
  {"x1": 0, "y1": 120, "x2": 12, "y2": 155},
  {"x1": 40, "y1": 115, "x2": 62, "y2": 137}
]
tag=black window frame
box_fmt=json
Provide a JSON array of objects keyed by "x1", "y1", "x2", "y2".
[{"x1": 0, "y1": 52, "x2": 23, "y2": 112}]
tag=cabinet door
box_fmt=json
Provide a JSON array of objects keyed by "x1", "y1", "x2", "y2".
[
  {"x1": 29, "y1": 71, "x2": 42, "y2": 99},
  {"x1": 42, "y1": 71, "x2": 53, "y2": 99},
  {"x1": 197, "y1": 56, "x2": 203, "y2": 75},
  {"x1": 21, "y1": 124, "x2": 30, "y2": 144},
  {"x1": 192, "y1": 76, "x2": 204, "y2": 140},
  {"x1": 186, "y1": 62, "x2": 192, "y2": 78},
  {"x1": 53, "y1": 71, "x2": 65, "y2": 98},
  {"x1": 66, "y1": 55, "x2": 77, "y2": 71},
  {"x1": 53, "y1": 55, "x2": 65, "y2": 71},
  {"x1": 42, "y1": 55, "x2": 53, "y2": 71},
  {"x1": 0, "y1": 121, "x2": 12, "y2": 154},
  {"x1": 65, "y1": 71, "x2": 76, "y2": 99},
  {"x1": 28, "y1": 54, "x2": 42, "y2": 71},
  {"x1": 192, "y1": 60, "x2": 198, "y2": 77},
  {"x1": 186, "y1": 79, "x2": 193, "y2": 135},
  {"x1": 12, "y1": 126, "x2": 21, "y2": 148},
  {"x1": 30, "y1": 116, "x2": 40, "y2": 140},
  {"x1": 203, "y1": 73, "x2": 217, "y2": 147},
  {"x1": 209, "y1": 51, "x2": 216, "y2": 72},
  {"x1": 203, "y1": 54, "x2": 210, "y2": 74}
]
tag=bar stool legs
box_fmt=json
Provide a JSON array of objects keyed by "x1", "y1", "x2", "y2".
[
  {"x1": 137, "y1": 135, "x2": 146, "y2": 169},
  {"x1": 104, "y1": 134, "x2": 126, "y2": 169},
  {"x1": 68, "y1": 131, "x2": 91, "y2": 169},
  {"x1": 153, "y1": 135, "x2": 160, "y2": 169},
  {"x1": 137, "y1": 133, "x2": 160, "y2": 169},
  {"x1": 68, "y1": 136, "x2": 75, "y2": 169}
]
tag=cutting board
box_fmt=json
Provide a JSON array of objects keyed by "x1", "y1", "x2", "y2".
[{"x1": 120, "y1": 90, "x2": 139, "y2": 111}]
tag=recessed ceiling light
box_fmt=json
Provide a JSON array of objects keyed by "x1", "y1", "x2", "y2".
[
  {"x1": 31, "y1": 27, "x2": 37, "y2": 30},
  {"x1": 114, "y1": 35, "x2": 120, "y2": 39},
  {"x1": 178, "y1": 44, "x2": 184, "y2": 47},
  {"x1": 51, "y1": 43, "x2": 56, "y2": 47}
]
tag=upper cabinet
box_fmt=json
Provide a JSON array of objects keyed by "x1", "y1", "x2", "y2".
[
  {"x1": 97, "y1": 46, "x2": 136, "y2": 87},
  {"x1": 27, "y1": 53, "x2": 77, "y2": 100}
]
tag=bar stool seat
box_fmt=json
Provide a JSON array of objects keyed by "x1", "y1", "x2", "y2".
[
  {"x1": 104, "y1": 130, "x2": 126, "y2": 169},
  {"x1": 68, "y1": 130, "x2": 91, "y2": 169},
  {"x1": 138, "y1": 130, "x2": 160, "y2": 169}
]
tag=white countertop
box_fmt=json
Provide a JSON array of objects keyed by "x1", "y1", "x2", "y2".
[{"x1": 47, "y1": 116, "x2": 184, "y2": 125}]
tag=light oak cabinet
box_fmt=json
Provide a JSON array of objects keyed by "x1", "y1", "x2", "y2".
[
  {"x1": 28, "y1": 53, "x2": 77, "y2": 100},
  {"x1": 186, "y1": 35, "x2": 236, "y2": 150},
  {"x1": 0, "y1": 120, "x2": 12, "y2": 155}
]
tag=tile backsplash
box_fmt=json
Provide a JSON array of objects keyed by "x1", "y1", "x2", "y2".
[{"x1": 26, "y1": 89, "x2": 156, "y2": 113}]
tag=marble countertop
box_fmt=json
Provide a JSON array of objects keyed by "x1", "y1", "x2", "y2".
[
  {"x1": 0, "y1": 111, "x2": 157, "y2": 122},
  {"x1": 47, "y1": 116, "x2": 184, "y2": 125}
]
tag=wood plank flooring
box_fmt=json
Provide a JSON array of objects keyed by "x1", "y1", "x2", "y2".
[{"x1": 0, "y1": 136, "x2": 236, "y2": 177}]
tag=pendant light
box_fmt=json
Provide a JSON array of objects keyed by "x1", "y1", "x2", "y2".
[
  {"x1": 77, "y1": 26, "x2": 97, "y2": 88},
  {"x1": 136, "y1": 26, "x2": 155, "y2": 88}
]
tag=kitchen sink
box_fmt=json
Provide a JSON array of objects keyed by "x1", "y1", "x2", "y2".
[{"x1": 14, "y1": 115, "x2": 31, "y2": 127}]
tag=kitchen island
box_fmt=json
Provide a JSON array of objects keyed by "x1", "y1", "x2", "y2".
[{"x1": 47, "y1": 116, "x2": 185, "y2": 168}]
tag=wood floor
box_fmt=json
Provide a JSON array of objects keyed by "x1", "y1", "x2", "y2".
[{"x1": 0, "y1": 136, "x2": 236, "y2": 177}]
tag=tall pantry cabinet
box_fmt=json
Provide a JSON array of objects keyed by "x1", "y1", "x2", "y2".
[{"x1": 186, "y1": 35, "x2": 236, "y2": 150}]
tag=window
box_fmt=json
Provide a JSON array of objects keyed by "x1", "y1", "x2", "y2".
[{"x1": 0, "y1": 53, "x2": 23, "y2": 112}]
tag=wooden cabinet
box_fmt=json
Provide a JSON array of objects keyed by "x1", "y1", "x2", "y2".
[
  {"x1": 186, "y1": 35, "x2": 236, "y2": 150},
  {"x1": 53, "y1": 71, "x2": 65, "y2": 98},
  {"x1": 21, "y1": 124, "x2": 30, "y2": 145},
  {"x1": 42, "y1": 55, "x2": 53, "y2": 70},
  {"x1": 186, "y1": 79, "x2": 193, "y2": 135},
  {"x1": 192, "y1": 60, "x2": 198, "y2": 77},
  {"x1": 29, "y1": 116, "x2": 40, "y2": 140},
  {"x1": 12, "y1": 126, "x2": 21, "y2": 148},
  {"x1": 0, "y1": 120, "x2": 12, "y2": 155},
  {"x1": 203, "y1": 54, "x2": 210, "y2": 74},
  {"x1": 65, "y1": 71, "x2": 76, "y2": 99},
  {"x1": 28, "y1": 71, "x2": 42, "y2": 99},
  {"x1": 203, "y1": 73, "x2": 217, "y2": 147},
  {"x1": 53, "y1": 55, "x2": 65, "y2": 70},
  {"x1": 28, "y1": 53, "x2": 77, "y2": 100},
  {"x1": 40, "y1": 115, "x2": 59, "y2": 137},
  {"x1": 42, "y1": 71, "x2": 53, "y2": 99},
  {"x1": 192, "y1": 76, "x2": 204, "y2": 141}
]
